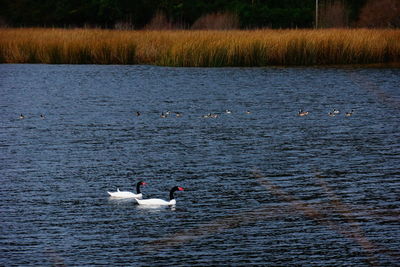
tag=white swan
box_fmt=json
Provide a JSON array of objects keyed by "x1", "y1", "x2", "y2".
[
  {"x1": 135, "y1": 186, "x2": 184, "y2": 206},
  {"x1": 108, "y1": 181, "x2": 147, "y2": 199}
]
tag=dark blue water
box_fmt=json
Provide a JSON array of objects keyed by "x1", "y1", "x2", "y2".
[{"x1": 1, "y1": 64, "x2": 399, "y2": 266}]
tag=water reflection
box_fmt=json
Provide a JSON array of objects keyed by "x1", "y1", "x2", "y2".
[
  {"x1": 107, "y1": 197, "x2": 137, "y2": 204},
  {"x1": 136, "y1": 205, "x2": 176, "y2": 211}
]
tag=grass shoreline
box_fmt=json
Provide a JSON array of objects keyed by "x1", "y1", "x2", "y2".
[{"x1": 1, "y1": 28, "x2": 400, "y2": 67}]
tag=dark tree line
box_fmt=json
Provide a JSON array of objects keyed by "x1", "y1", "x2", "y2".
[{"x1": 0, "y1": 0, "x2": 368, "y2": 29}]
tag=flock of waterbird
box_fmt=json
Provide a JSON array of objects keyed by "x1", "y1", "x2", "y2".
[
  {"x1": 18, "y1": 114, "x2": 45, "y2": 120},
  {"x1": 134, "y1": 109, "x2": 250, "y2": 119},
  {"x1": 107, "y1": 108, "x2": 352, "y2": 207},
  {"x1": 17, "y1": 108, "x2": 353, "y2": 207},
  {"x1": 134, "y1": 108, "x2": 353, "y2": 119},
  {"x1": 108, "y1": 181, "x2": 184, "y2": 206},
  {"x1": 18, "y1": 108, "x2": 353, "y2": 121},
  {"x1": 298, "y1": 108, "x2": 354, "y2": 117}
]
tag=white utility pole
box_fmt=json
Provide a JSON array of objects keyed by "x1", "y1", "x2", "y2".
[{"x1": 315, "y1": 0, "x2": 319, "y2": 29}]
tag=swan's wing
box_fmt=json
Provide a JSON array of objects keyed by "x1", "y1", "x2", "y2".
[
  {"x1": 108, "y1": 190, "x2": 137, "y2": 198},
  {"x1": 135, "y1": 198, "x2": 170, "y2": 205}
]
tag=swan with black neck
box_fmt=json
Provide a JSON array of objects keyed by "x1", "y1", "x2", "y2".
[
  {"x1": 108, "y1": 181, "x2": 147, "y2": 199},
  {"x1": 135, "y1": 186, "x2": 184, "y2": 206}
]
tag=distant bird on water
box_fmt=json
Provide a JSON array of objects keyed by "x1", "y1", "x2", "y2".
[
  {"x1": 298, "y1": 109, "x2": 309, "y2": 116},
  {"x1": 134, "y1": 186, "x2": 184, "y2": 206},
  {"x1": 202, "y1": 113, "x2": 218, "y2": 118},
  {"x1": 345, "y1": 110, "x2": 354, "y2": 117},
  {"x1": 40, "y1": 114, "x2": 45, "y2": 119},
  {"x1": 136, "y1": 111, "x2": 141, "y2": 116},
  {"x1": 108, "y1": 181, "x2": 147, "y2": 199},
  {"x1": 329, "y1": 109, "x2": 340, "y2": 117},
  {"x1": 19, "y1": 114, "x2": 25, "y2": 119}
]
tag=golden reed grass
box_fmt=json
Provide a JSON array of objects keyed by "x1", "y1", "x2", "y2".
[{"x1": 0, "y1": 28, "x2": 399, "y2": 66}]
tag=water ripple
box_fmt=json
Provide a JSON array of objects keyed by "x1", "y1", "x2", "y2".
[{"x1": 0, "y1": 65, "x2": 399, "y2": 266}]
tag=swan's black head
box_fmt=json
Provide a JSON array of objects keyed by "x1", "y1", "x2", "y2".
[
  {"x1": 169, "y1": 186, "x2": 184, "y2": 200},
  {"x1": 136, "y1": 181, "x2": 147, "y2": 193}
]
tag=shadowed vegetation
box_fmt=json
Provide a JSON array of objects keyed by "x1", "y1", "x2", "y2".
[{"x1": 0, "y1": 28, "x2": 399, "y2": 66}]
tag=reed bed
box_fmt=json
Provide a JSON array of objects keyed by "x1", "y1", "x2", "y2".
[{"x1": 1, "y1": 28, "x2": 399, "y2": 66}]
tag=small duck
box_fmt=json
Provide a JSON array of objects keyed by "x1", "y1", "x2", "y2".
[
  {"x1": 160, "y1": 112, "x2": 167, "y2": 118},
  {"x1": 136, "y1": 111, "x2": 141, "y2": 116},
  {"x1": 225, "y1": 110, "x2": 232, "y2": 114},
  {"x1": 40, "y1": 114, "x2": 45, "y2": 119},
  {"x1": 328, "y1": 111, "x2": 336, "y2": 117},
  {"x1": 19, "y1": 114, "x2": 25, "y2": 119},
  {"x1": 298, "y1": 109, "x2": 309, "y2": 116},
  {"x1": 333, "y1": 109, "x2": 340, "y2": 114},
  {"x1": 245, "y1": 111, "x2": 251, "y2": 114},
  {"x1": 211, "y1": 114, "x2": 218, "y2": 118},
  {"x1": 202, "y1": 113, "x2": 218, "y2": 118},
  {"x1": 175, "y1": 112, "x2": 182, "y2": 117},
  {"x1": 345, "y1": 110, "x2": 354, "y2": 117}
]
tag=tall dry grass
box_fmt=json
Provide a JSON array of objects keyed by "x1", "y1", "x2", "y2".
[{"x1": 0, "y1": 28, "x2": 399, "y2": 66}]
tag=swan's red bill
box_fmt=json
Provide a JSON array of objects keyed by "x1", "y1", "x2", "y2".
[{"x1": 178, "y1": 187, "x2": 184, "y2": 191}]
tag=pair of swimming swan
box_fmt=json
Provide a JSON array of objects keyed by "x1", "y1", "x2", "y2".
[{"x1": 108, "y1": 181, "x2": 184, "y2": 206}]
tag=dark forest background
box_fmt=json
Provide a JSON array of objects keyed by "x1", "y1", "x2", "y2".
[{"x1": 0, "y1": 0, "x2": 398, "y2": 29}]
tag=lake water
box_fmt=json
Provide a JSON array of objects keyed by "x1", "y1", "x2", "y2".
[{"x1": 1, "y1": 64, "x2": 399, "y2": 266}]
